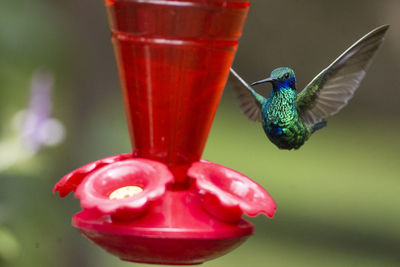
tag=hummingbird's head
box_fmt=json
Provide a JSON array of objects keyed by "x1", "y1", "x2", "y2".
[{"x1": 251, "y1": 67, "x2": 296, "y2": 91}]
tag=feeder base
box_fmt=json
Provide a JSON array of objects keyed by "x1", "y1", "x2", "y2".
[
  {"x1": 73, "y1": 190, "x2": 253, "y2": 265},
  {"x1": 79, "y1": 228, "x2": 249, "y2": 265}
]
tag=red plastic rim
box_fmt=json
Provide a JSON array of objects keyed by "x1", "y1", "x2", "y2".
[{"x1": 53, "y1": 153, "x2": 135, "y2": 197}]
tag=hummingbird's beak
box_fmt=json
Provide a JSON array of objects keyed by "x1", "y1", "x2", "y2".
[{"x1": 251, "y1": 77, "x2": 276, "y2": 86}]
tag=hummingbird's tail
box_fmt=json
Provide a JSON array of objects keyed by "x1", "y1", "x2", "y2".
[{"x1": 311, "y1": 120, "x2": 327, "y2": 133}]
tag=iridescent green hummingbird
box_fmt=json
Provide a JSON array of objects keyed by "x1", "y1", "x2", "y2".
[{"x1": 229, "y1": 25, "x2": 389, "y2": 150}]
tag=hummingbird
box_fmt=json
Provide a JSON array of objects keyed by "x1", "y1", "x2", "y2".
[{"x1": 229, "y1": 25, "x2": 389, "y2": 150}]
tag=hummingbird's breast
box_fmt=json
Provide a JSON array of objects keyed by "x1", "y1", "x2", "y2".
[
  {"x1": 264, "y1": 89, "x2": 298, "y2": 126},
  {"x1": 263, "y1": 89, "x2": 309, "y2": 149}
]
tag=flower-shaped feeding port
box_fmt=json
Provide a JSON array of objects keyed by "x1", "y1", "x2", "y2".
[
  {"x1": 75, "y1": 159, "x2": 173, "y2": 221},
  {"x1": 189, "y1": 161, "x2": 276, "y2": 223}
]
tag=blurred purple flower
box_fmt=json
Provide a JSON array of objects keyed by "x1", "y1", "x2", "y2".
[
  {"x1": 19, "y1": 69, "x2": 58, "y2": 152},
  {"x1": 0, "y1": 69, "x2": 66, "y2": 171}
]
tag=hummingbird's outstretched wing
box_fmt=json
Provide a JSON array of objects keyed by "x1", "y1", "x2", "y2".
[
  {"x1": 229, "y1": 68, "x2": 266, "y2": 122},
  {"x1": 296, "y1": 25, "x2": 389, "y2": 127}
]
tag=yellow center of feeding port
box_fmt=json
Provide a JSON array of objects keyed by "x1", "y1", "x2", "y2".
[{"x1": 109, "y1": 186, "x2": 143, "y2": 200}]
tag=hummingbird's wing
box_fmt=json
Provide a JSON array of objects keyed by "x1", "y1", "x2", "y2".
[
  {"x1": 229, "y1": 68, "x2": 266, "y2": 122},
  {"x1": 296, "y1": 25, "x2": 389, "y2": 127}
]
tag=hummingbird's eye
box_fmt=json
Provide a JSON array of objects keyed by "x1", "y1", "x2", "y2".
[{"x1": 284, "y1": 73, "x2": 290, "y2": 79}]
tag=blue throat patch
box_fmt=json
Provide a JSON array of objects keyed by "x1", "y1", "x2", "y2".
[{"x1": 274, "y1": 77, "x2": 296, "y2": 91}]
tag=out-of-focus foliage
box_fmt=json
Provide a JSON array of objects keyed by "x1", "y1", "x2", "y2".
[
  {"x1": 0, "y1": 0, "x2": 399, "y2": 266},
  {"x1": 0, "y1": 226, "x2": 19, "y2": 262}
]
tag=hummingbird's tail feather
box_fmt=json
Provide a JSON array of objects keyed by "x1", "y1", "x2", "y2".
[{"x1": 311, "y1": 120, "x2": 327, "y2": 133}]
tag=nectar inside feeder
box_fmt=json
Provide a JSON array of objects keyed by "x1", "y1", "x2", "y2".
[
  {"x1": 109, "y1": 186, "x2": 143, "y2": 200},
  {"x1": 54, "y1": 0, "x2": 277, "y2": 265}
]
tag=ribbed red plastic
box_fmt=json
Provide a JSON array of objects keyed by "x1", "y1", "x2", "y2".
[{"x1": 107, "y1": 0, "x2": 249, "y2": 182}]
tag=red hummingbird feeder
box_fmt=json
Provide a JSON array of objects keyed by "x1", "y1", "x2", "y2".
[{"x1": 54, "y1": 0, "x2": 277, "y2": 264}]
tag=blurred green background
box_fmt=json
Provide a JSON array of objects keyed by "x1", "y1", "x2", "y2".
[{"x1": 1, "y1": 0, "x2": 399, "y2": 266}]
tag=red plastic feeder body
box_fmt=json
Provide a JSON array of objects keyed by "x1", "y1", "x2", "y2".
[{"x1": 54, "y1": 0, "x2": 277, "y2": 265}]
